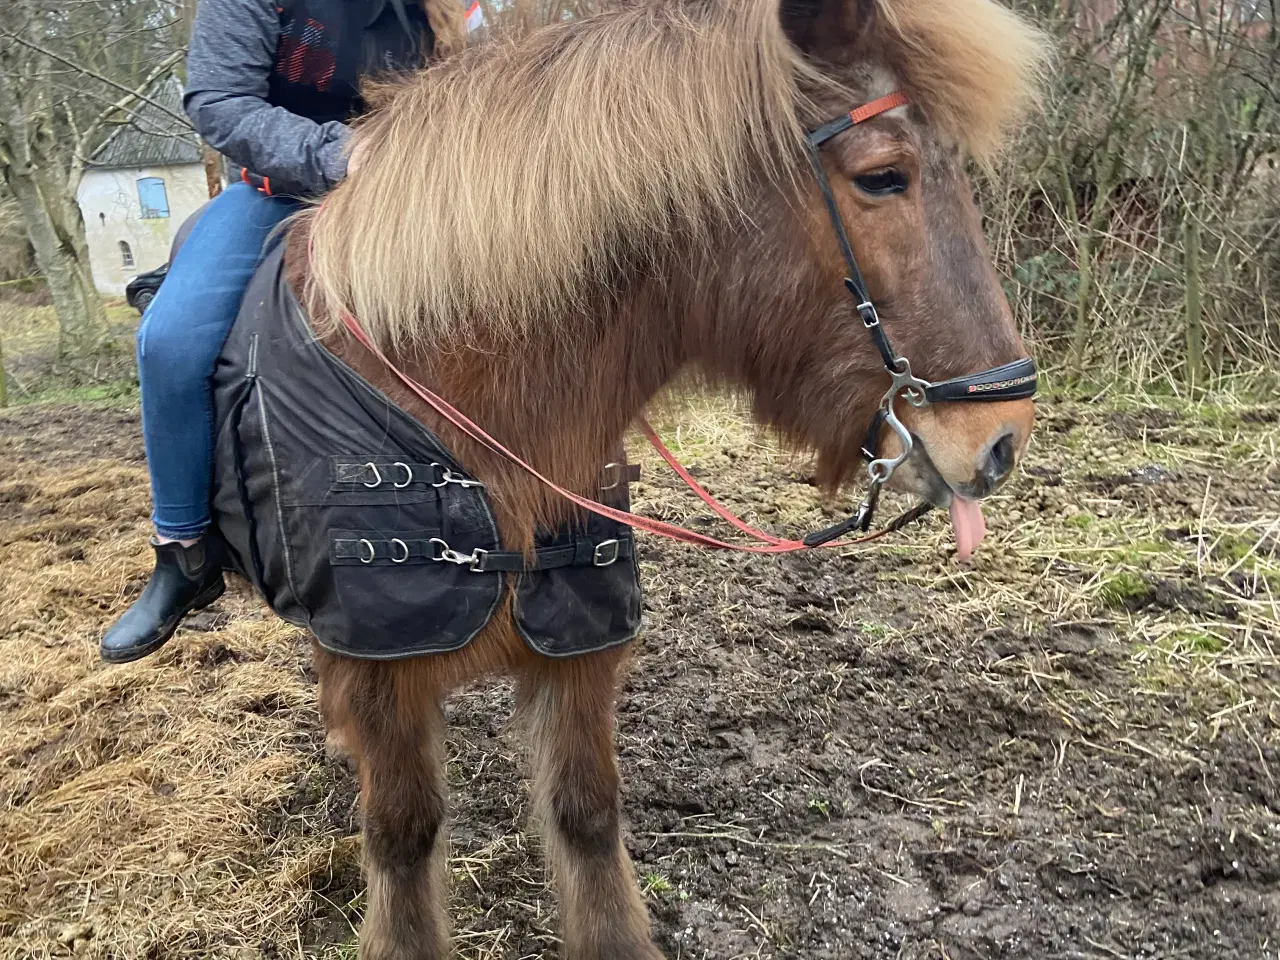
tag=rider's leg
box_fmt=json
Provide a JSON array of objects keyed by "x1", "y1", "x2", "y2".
[{"x1": 101, "y1": 182, "x2": 299, "y2": 664}]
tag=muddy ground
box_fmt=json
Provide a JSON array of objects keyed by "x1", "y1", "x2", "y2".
[{"x1": 1, "y1": 395, "x2": 1277, "y2": 960}]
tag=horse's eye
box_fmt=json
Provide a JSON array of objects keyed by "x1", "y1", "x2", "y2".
[{"x1": 853, "y1": 169, "x2": 908, "y2": 197}]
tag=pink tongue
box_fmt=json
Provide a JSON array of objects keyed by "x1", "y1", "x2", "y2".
[{"x1": 948, "y1": 497, "x2": 986, "y2": 561}]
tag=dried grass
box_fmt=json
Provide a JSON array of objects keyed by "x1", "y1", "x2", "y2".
[
  {"x1": 2, "y1": 389, "x2": 1276, "y2": 957},
  {"x1": 0, "y1": 459, "x2": 330, "y2": 959}
]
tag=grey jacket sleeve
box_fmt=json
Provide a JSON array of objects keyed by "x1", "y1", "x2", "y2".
[{"x1": 184, "y1": 0, "x2": 350, "y2": 195}]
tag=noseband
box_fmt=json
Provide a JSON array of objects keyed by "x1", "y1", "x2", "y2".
[{"x1": 799, "y1": 91, "x2": 1038, "y2": 546}]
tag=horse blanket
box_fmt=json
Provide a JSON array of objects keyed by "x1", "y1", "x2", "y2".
[{"x1": 209, "y1": 243, "x2": 642, "y2": 659}]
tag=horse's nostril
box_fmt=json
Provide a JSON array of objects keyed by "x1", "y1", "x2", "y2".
[{"x1": 982, "y1": 431, "x2": 1017, "y2": 485}]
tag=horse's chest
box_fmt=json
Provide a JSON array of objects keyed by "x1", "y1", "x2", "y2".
[{"x1": 210, "y1": 244, "x2": 641, "y2": 659}]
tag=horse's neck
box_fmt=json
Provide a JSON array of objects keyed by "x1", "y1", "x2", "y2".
[{"x1": 286, "y1": 232, "x2": 686, "y2": 544}]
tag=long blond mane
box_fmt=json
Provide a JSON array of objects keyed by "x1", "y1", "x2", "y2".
[{"x1": 305, "y1": 0, "x2": 1047, "y2": 354}]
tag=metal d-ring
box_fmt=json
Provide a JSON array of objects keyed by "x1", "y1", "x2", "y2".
[
  {"x1": 362, "y1": 462, "x2": 382, "y2": 488},
  {"x1": 358, "y1": 538, "x2": 376, "y2": 563},
  {"x1": 392, "y1": 462, "x2": 413, "y2": 488},
  {"x1": 390, "y1": 538, "x2": 409, "y2": 563}
]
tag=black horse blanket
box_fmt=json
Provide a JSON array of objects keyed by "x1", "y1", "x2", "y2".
[{"x1": 209, "y1": 243, "x2": 642, "y2": 659}]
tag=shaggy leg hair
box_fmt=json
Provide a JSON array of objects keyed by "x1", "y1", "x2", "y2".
[
  {"x1": 318, "y1": 652, "x2": 451, "y2": 960},
  {"x1": 517, "y1": 649, "x2": 661, "y2": 960}
]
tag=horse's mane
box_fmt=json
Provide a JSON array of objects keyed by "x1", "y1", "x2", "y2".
[
  {"x1": 871, "y1": 0, "x2": 1047, "y2": 158},
  {"x1": 305, "y1": 0, "x2": 1046, "y2": 354}
]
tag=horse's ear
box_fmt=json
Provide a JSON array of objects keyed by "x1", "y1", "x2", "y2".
[{"x1": 778, "y1": 0, "x2": 874, "y2": 56}]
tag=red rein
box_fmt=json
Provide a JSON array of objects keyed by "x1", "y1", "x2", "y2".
[{"x1": 339, "y1": 311, "x2": 892, "y2": 554}]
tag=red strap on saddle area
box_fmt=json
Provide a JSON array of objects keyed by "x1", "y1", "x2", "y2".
[{"x1": 338, "y1": 311, "x2": 891, "y2": 554}]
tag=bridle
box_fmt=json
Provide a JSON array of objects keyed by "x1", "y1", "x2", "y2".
[
  {"x1": 336, "y1": 91, "x2": 1038, "y2": 557},
  {"x1": 798, "y1": 91, "x2": 1037, "y2": 545}
]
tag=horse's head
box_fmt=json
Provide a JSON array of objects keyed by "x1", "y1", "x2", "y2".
[{"x1": 702, "y1": 0, "x2": 1048, "y2": 553}]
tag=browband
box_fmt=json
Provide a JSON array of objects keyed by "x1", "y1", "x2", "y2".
[{"x1": 807, "y1": 91, "x2": 912, "y2": 148}]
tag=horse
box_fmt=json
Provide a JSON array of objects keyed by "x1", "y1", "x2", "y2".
[{"x1": 215, "y1": 0, "x2": 1049, "y2": 955}]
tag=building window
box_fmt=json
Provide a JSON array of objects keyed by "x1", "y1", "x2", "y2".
[
  {"x1": 119, "y1": 241, "x2": 135, "y2": 268},
  {"x1": 137, "y1": 177, "x2": 170, "y2": 219}
]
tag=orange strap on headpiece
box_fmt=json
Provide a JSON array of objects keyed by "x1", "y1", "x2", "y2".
[{"x1": 848, "y1": 91, "x2": 911, "y2": 126}]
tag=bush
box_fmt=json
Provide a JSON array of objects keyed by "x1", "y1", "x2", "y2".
[{"x1": 985, "y1": 0, "x2": 1280, "y2": 395}]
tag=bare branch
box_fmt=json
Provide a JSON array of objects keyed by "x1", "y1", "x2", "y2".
[
  {"x1": 0, "y1": 29, "x2": 188, "y2": 127},
  {"x1": 69, "y1": 46, "x2": 184, "y2": 176}
]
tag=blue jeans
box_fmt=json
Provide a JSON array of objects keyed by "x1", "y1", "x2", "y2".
[{"x1": 137, "y1": 182, "x2": 299, "y2": 540}]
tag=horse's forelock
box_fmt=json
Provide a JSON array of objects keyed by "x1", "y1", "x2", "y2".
[{"x1": 872, "y1": 0, "x2": 1050, "y2": 159}]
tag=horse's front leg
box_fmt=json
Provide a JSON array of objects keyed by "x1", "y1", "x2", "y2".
[
  {"x1": 317, "y1": 650, "x2": 450, "y2": 960},
  {"x1": 517, "y1": 648, "x2": 662, "y2": 960}
]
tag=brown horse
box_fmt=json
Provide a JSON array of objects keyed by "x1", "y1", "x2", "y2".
[{"x1": 281, "y1": 0, "x2": 1048, "y2": 955}]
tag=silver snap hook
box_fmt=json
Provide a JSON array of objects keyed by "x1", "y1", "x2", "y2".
[{"x1": 442, "y1": 469, "x2": 484, "y2": 488}]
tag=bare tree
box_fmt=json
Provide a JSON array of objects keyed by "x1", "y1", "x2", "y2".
[{"x1": 0, "y1": 0, "x2": 184, "y2": 357}]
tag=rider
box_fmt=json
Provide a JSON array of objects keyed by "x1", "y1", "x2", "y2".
[{"x1": 101, "y1": 0, "x2": 451, "y2": 663}]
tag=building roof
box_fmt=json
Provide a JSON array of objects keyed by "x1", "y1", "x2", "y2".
[{"x1": 87, "y1": 77, "x2": 202, "y2": 169}]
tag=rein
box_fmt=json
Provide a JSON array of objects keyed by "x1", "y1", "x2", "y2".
[
  {"x1": 334, "y1": 90, "x2": 1036, "y2": 557},
  {"x1": 340, "y1": 311, "x2": 907, "y2": 553}
]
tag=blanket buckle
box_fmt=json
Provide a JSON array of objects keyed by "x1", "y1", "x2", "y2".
[
  {"x1": 430, "y1": 537, "x2": 489, "y2": 571},
  {"x1": 593, "y1": 539, "x2": 620, "y2": 567}
]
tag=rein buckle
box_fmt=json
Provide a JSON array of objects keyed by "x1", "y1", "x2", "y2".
[{"x1": 854, "y1": 480, "x2": 882, "y2": 532}]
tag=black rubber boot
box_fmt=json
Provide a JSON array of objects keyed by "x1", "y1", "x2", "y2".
[{"x1": 100, "y1": 537, "x2": 225, "y2": 664}]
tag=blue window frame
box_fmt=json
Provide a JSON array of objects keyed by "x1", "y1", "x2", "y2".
[{"x1": 137, "y1": 177, "x2": 169, "y2": 219}]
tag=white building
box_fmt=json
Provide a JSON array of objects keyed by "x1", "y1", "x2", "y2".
[{"x1": 76, "y1": 80, "x2": 215, "y2": 296}]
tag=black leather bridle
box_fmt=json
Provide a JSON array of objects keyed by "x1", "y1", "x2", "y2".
[{"x1": 799, "y1": 91, "x2": 1038, "y2": 546}]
